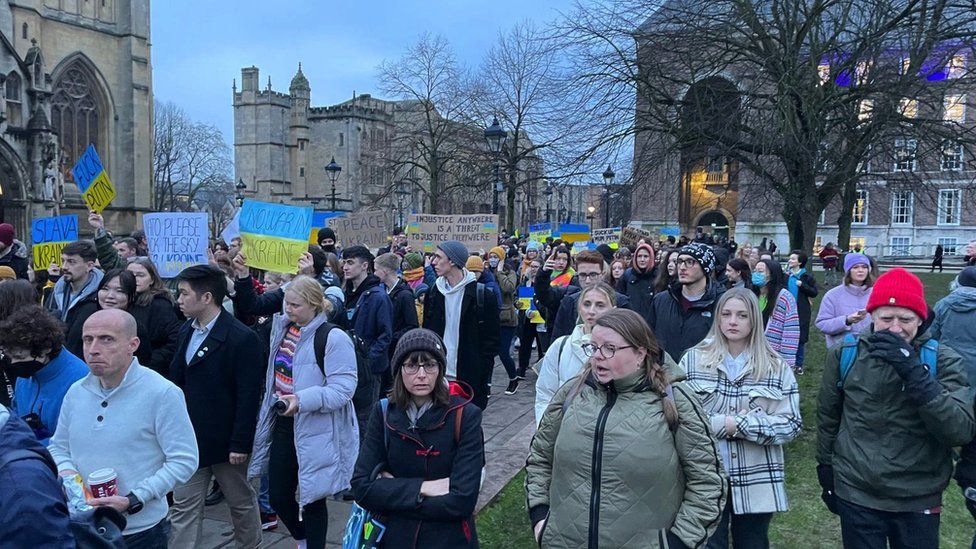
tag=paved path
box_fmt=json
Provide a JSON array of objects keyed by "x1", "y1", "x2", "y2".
[{"x1": 196, "y1": 351, "x2": 539, "y2": 548}]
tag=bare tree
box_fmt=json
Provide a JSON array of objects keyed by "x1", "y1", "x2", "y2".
[{"x1": 559, "y1": 0, "x2": 976, "y2": 250}]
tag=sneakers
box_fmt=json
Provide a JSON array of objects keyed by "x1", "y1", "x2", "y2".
[
  {"x1": 505, "y1": 379, "x2": 519, "y2": 395},
  {"x1": 261, "y1": 512, "x2": 278, "y2": 531}
]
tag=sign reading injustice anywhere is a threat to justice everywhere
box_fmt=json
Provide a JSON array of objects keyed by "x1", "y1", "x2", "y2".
[
  {"x1": 31, "y1": 215, "x2": 78, "y2": 269},
  {"x1": 144, "y1": 212, "x2": 209, "y2": 278},
  {"x1": 406, "y1": 214, "x2": 498, "y2": 253},
  {"x1": 71, "y1": 145, "x2": 117, "y2": 213},
  {"x1": 239, "y1": 199, "x2": 313, "y2": 274}
]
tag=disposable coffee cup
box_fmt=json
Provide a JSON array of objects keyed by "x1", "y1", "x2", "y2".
[{"x1": 88, "y1": 468, "x2": 118, "y2": 498}]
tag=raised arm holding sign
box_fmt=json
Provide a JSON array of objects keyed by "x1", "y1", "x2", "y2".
[
  {"x1": 71, "y1": 145, "x2": 116, "y2": 213},
  {"x1": 239, "y1": 200, "x2": 312, "y2": 274}
]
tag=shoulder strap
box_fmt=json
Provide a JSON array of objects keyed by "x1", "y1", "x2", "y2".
[
  {"x1": 920, "y1": 340, "x2": 939, "y2": 378},
  {"x1": 380, "y1": 398, "x2": 390, "y2": 449},
  {"x1": 838, "y1": 333, "x2": 859, "y2": 389},
  {"x1": 313, "y1": 323, "x2": 335, "y2": 376},
  {"x1": 558, "y1": 336, "x2": 570, "y2": 363},
  {"x1": 454, "y1": 406, "x2": 464, "y2": 444}
]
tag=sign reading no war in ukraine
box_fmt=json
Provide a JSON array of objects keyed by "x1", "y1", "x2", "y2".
[
  {"x1": 144, "y1": 212, "x2": 209, "y2": 278},
  {"x1": 239, "y1": 199, "x2": 313, "y2": 274},
  {"x1": 71, "y1": 145, "x2": 117, "y2": 213},
  {"x1": 31, "y1": 215, "x2": 78, "y2": 269}
]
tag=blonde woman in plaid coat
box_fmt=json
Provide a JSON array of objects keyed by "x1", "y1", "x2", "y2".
[{"x1": 679, "y1": 287, "x2": 802, "y2": 549}]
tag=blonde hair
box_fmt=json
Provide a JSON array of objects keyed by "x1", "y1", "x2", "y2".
[
  {"x1": 694, "y1": 287, "x2": 784, "y2": 381},
  {"x1": 576, "y1": 282, "x2": 618, "y2": 322},
  {"x1": 284, "y1": 275, "x2": 333, "y2": 316}
]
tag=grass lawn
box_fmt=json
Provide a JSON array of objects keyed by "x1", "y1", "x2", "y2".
[{"x1": 476, "y1": 271, "x2": 974, "y2": 548}]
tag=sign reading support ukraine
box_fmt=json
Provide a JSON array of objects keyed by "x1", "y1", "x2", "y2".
[
  {"x1": 31, "y1": 215, "x2": 78, "y2": 269},
  {"x1": 71, "y1": 145, "x2": 117, "y2": 213},
  {"x1": 239, "y1": 199, "x2": 313, "y2": 274}
]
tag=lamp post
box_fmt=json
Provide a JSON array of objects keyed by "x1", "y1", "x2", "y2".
[
  {"x1": 587, "y1": 205, "x2": 596, "y2": 231},
  {"x1": 395, "y1": 182, "x2": 411, "y2": 228},
  {"x1": 484, "y1": 117, "x2": 507, "y2": 217},
  {"x1": 544, "y1": 181, "x2": 553, "y2": 223},
  {"x1": 602, "y1": 165, "x2": 615, "y2": 228},
  {"x1": 325, "y1": 157, "x2": 342, "y2": 211},
  {"x1": 235, "y1": 178, "x2": 247, "y2": 207}
]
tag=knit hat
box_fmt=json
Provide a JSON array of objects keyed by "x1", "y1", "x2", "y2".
[
  {"x1": 317, "y1": 227, "x2": 337, "y2": 245},
  {"x1": 0, "y1": 266, "x2": 15, "y2": 280},
  {"x1": 844, "y1": 252, "x2": 870, "y2": 272},
  {"x1": 526, "y1": 241, "x2": 542, "y2": 252},
  {"x1": 866, "y1": 267, "x2": 927, "y2": 320},
  {"x1": 489, "y1": 246, "x2": 506, "y2": 260},
  {"x1": 403, "y1": 252, "x2": 424, "y2": 270},
  {"x1": 391, "y1": 328, "x2": 447, "y2": 377},
  {"x1": 596, "y1": 244, "x2": 615, "y2": 266},
  {"x1": 414, "y1": 283, "x2": 429, "y2": 298},
  {"x1": 465, "y1": 256, "x2": 485, "y2": 273},
  {"x1": 438, "y1": 240, "x2": 469, "y2": 269},
  {"x1": 0, "y1": 223, "x2": 14, "y2": 247},
  {"x1": 677, "y1": 242, "x2": 715, "y2": 274},
  {"x1": 958, "y1": 266, "x2": 976, "y2": 288}
]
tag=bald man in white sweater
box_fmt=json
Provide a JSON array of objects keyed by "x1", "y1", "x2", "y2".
[{"x1": 49, "y1": 309, "x2": 198, "y2": 548}]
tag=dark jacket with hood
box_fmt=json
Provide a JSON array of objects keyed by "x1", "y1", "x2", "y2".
[
  {"x1": 646, "y1": 280, "x2": 725, "y2": 363},
  {"x1": 128, "y1": 293, "x2": 182, "y2": 378},
  {"x1": 388, "y1": 279, "x2": 421, "y2": 358},
  {"x1": 0, "y1": 239, "x2": 29, "y2": 280},
  {"x1": 231, "y1": 275, "x2": 345, "y2": 326},
  {"x1": 0, "y1": 405, "x2": 75, "y2": 547},
  {"x1": 345, "y1": 274, "x2": 394, "y2": 374},
  {"x1": 931, "y1": 286, "x2": 976, "y2": 388},
  {"x1": 616, "y1": 243, "x2": 657, "y2": 322},
  {"x1": 351, "y1": 382, "x2": 484, "y2": 549}
]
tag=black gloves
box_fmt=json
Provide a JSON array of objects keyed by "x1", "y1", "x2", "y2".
[
  {"x1": 867, "y1": 330, "x2": 941, "y2": 405},
  {"x1": 965, "y1": 487, "x2": 976, "y2": 521},
  {"x1": 817, "y1": 464, "x2": 839, "y2": 515}
]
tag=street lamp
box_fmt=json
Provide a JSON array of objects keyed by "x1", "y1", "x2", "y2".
[
  {"x1": 544, "y1": 181, "x2": 553, "y2": 223},
  {"x1": 395, "y1": 182, "x2": 411, "y2": 228},
  {"x1": 235, "y1": 178, "x2": 247, "y2": 206},
  {"x1": 587, "y1": 205, "x2": 596, "y2": 231},
  {"x1": 602, "y1": 165, "x2": 615, "y2": 228},
  {"x1": 484, "y1": 117, "x2": 507, "y2": 216},
  {"x1": 325, "y1": 157, "x2": 342, "y2": 211}
]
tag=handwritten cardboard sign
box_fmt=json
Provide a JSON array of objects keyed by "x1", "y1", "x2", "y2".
[
  {"x1": 619, "y1": 226, "x2": 652, "y2": 248},
  {"x1": 239, "y1": 200, "x2": 312, "y2": 274},
  {"x1": 144, "y1": 212, "x2": 209, "y2": 278},
  {"x1": 71, "y1": 145, "x2": 116, "y2": 213},
  {"x1": 31, "y1": 215, "x2": 78, "y2": 269},
  {"x1": 327, "y1": 210, "x2": 388, "y2": 250},
  {"x1": 406, "y1": 214, "x2": 498, "y2": 254},
  {"x1": 591, "y1": 227, "x2": 622, "y2": 245},
  {"x1": 528, "y1": 222, "x2": 551, "y2": 243}
]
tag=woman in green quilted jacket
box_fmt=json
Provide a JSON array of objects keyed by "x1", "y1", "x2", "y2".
[{"x1": 525, "y1": 308, "x2": 727, "y2": 549}]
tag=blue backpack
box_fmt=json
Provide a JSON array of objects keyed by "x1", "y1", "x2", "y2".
[{"x1": 837, "y1": 333, "x2": 939, "y2": 389}]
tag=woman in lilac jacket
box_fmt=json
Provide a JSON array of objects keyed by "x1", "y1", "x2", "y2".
[{"x1": 814, "y1": 253, "x2": 874, "y2": 348}]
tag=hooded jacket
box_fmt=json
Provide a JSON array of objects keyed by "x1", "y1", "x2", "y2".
[
  {"x1": 817, "y1": 333, "x2": 976, "y2": 512},
  {"x1": 617, "y1": 243, "x2": 657, "y2": 321},
  {"x1": 10, "y1": 347, "x2": 88, "y2": 446},
  {"x1": 495, "y1": 268, "x2": 519, "y2": 327},
  {"x1": 46, "y1": 267, "x2": 105, "y2": 325},
  {"x1": 815, "y1": 283, "x2": 873, "y2": 348},
  {"x1": 0, "y1": 405, "x2": 74, "y2": 547},
  {"x1": 388, "y1": 278, "x2": 421, "y2": 357},
  {"x1": 534, "y1": 325, "x2": 590, "y2": 425},
  {"x1": 344, "y1": 274, "x2": 394, "y2": 374},
  {"x1": 351, "y1": 382, "x2": 483, "y2": 548},
  {"x1": 0, "y1": 239, "x2": 29, "y2": 280},
  {"x1": 647, "y1": 280, "x2": 724, "y2": 363},
  {"x1": 525, "y1": 361, "x2": 726, "y2": 549},
  {"x1": 932, "y1": 286, "x2": 976, "y2": 388}
]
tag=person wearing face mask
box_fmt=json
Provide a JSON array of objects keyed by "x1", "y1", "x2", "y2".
[
  {"x1": 534, "y1": 283, "x2": 617, "y2": 424},
  {"x1": 0, "y1": 304, "x2": 87, "y2": 445},
  {"x1": 751, "y1": 259, "x2": 800, "y2": 368},
  {"x1": 316, "y1": 227, "x2": 338, "y2": 255}
]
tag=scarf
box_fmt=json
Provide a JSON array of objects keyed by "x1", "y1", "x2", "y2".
[
  {"x1": 550, "y1": 268, "x2": 576, "y2": 287},
  {"x1": 788, "y1": 268, "x2": 806, "y2": 298},
  {"x1": 406, "y1": 399, "x2": 434, "y2": 430},
  {"x1": 403, "y1": 266, "x2": 425, "y2": 289}
]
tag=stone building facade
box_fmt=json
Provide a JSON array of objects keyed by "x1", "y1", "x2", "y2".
[
  {"x1": 233, "y1": 65, "x2": 548, "y2": 230},
  {"x1": 0, "y1": 0, "x2": 152, "y2": 238}
]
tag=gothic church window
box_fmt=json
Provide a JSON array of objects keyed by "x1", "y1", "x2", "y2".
[
  {"x1": 21, "y1": 23, "x2": 27, "y2": 40},
  {"x1": 5, "y1": 73, "x2": 21, "y2": 126},
  {"x1": 52, "y1": 64, "x2": 103, "y2": 177}
]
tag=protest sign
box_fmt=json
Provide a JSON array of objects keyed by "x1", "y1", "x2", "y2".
[
  {"x1": 517, "y1": 287, "x2": 545, "y2": 324},
  {"x1": 554, "y1": 223, "x2": 590, "y2": 244},
  {"x1": 31, "y1": 215, "x2": 78, "y2": 269},
  {"x1": 240, "y1": 200, "x2": 313, "y2": 274},
  {"x1": 571, "y1": 241, "x2": 597, "y2": 255},
  {"x1": 308, "y1": 211, "x2": 344, "y2": 244},
  {"x1": 406, "y1": 214, "x2": 498, "y2": 253},
  {"x1": 71, "y1": 145, "x2": 117, "y2": 213},
  {"x1": 591, "y1": 227, "x2": 622, "y2": 245},
  {"x1": 528, "y1": 222, "x2": 551, "y2": 243},
  {"x1": 327, "y1": 210, "x2": 388, "y2": 250},
  {"x1": 144, "y1": 213, "x2": 209, "y2": 278},
  {"x1": 659, "y1": 226, "x2": 682, "y2": 237},
  {"x1": 221, "y1": 210, "x2": 241, "y2": 243},
  {"x1": 619, "y1": 225, "x2": 652, "y2": 248}
]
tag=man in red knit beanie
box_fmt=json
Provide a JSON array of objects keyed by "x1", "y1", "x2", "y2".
[{"x1": 816, "y1": 267, "x2": 975, "y2": 548}]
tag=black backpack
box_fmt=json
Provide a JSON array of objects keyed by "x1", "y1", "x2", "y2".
[{"x1": 313, "y1": 322, "x2": 373, "y2": 412}]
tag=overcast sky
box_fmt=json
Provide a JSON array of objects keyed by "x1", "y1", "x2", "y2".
[{"x1": 152, "y1": 0, "x2": 577, "y2": 142}]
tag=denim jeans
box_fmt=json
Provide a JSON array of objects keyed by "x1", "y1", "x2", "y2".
[
  {"x1": 836, "y1": 497, "x2": 940, "y2": 549},
  {"x1": 795, "y1": 343, "x2": 806, "y2": 367},
  {"x1": 259, "y1": 474, "x2": 274, "y2": 514},
  {"x1": 122, "y1": 519, "x2": 170, "y2": 549},
  {"x1": 499, "y1": 326, "x2": 518, "y2": 380}
]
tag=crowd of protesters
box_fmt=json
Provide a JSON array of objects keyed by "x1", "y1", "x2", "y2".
[{"x1": 2, "y1": 213, "x2": 976, "y2": 549}]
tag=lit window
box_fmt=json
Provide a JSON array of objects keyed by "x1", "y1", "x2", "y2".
[
  {"x1": 938, "y1": 189, "x2": 961, "y2": 225},
  {"x1": 899, "y1": 98, "x2": 918, "y2": 119},
  {"x1": 849, "y1": 236, "x2": 866, "y2": 251},
  {"x1": 890, "y1": 190, "x2": 913, "y2": 224},
  {"x1": 818, "y1": 63, "x2": 831, "y2": 84},
  {"x1": 948, "y1": 54, "x2": 967, "y2": 79},
  {"x1": 942, "y1": 141, "x2": 964, "y2": 171},
  {"x1": 944, "y1": 94, "x2": 966, "y2": 123},
  {"x1": 853, "y1": 189, "x2": 868, "y2": 224},
  {"x1": 855, "y1": 61, "x2": 871, "y2": 85},
  {"x1": 858, "y1": 99, "x2": 873, "y2": 122},
  {"x1": 894, "y1": 138, "x2": 917, "y2": 172},
  {"x1": 901, "y1": 57, "x2": 912, "y2": 75}
]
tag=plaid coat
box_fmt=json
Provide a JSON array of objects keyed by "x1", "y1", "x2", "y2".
[{"x1": 680, "y1": 347, "x2": 802, "y2": 514}]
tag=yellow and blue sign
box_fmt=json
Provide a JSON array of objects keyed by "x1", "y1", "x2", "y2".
[
  {"x1": 240, "y1": 199, "x2": 313, "y2": 274},
  {"x1": 31, "y1": 215, "x2": 78, "y2": 269},
  {"x1": 517, "y1": 287, "x2": 545, "y2": 324},
  {"x1": 71, "y1": 145, "x2": 117, "y2": 213},
  {"x1": 554, "y1": 223, "x2": 591, "y2": 244},
  {"x1": 529, "y1": 222, "x2": 552, "y2": 243},
  {"x1": 309, "y1": 210, "x2": 344, "y2": 244}
]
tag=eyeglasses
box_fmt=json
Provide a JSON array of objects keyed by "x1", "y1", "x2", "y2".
[
  {"x1": 675, "y1": 258, "x2": 699, "y2": 268},
  {"x1": 577, "y1": 272, "x2": 603, "y2": 279},
  {"x1": 581, "y1": 343, "x2": 635, "y2": 359},
  {"x1": 402, "y1": 362, "x2": 440, "y2": 375}
]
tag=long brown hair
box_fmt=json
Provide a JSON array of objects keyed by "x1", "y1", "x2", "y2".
[
  {"x1": 572, "y1": 309, "x2": 679, "y2": 430},
  {"x1": 390, "y1": 350, "x2": 451, "y2": 409},
  {"x1": 128, "y1": 257, "x2": 172, "y2": 306}
]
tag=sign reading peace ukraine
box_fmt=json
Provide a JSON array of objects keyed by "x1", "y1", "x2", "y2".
[
  {"x1": 239, "y1": 199, "x2": 313, "y2": 274},
  {"x1": 71, "y1": 145, "x2": 117, "y2": 213}
]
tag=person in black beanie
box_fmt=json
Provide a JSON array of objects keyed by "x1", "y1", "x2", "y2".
[{"x1": 317, "y1": 227, "x2": 337, "y2": 254}]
